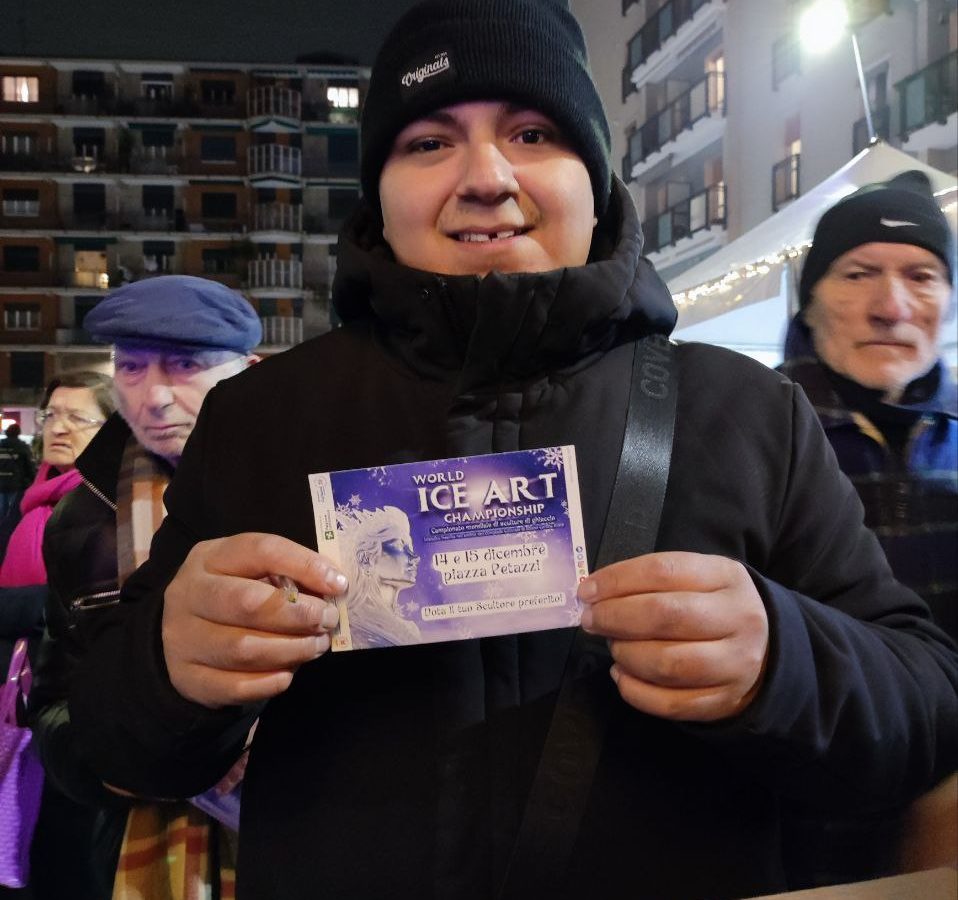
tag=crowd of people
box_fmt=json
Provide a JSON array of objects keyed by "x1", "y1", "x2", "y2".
[{"x1": 0, "y1": 1, "x2": 955, "y2": 898}]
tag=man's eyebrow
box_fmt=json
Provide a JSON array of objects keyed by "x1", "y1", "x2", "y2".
[
  {"x1": 406, "y1": 110, "x2": 459, "y2": 128},
  {"x1": 407, "y1": 103, "x2": 546, "y2": 129}
]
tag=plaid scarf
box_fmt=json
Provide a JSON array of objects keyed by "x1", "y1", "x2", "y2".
[
  {"x1": 115, "y1": 436, "x2": 170, "y2": 585},
  {"x1": 111, "y1": 436, "x2": 237, "y2": 899},
  {"x1": 112, "y1": 804, "x2": 236, "y2": 900}
]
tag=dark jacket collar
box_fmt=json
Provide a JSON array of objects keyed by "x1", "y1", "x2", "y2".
[
  {"x1": 781, "y1": 314, "x2": 958, "y2": 424},
  {"x1": 331, "y1": 178, "x2": 677, "y2": 390}
]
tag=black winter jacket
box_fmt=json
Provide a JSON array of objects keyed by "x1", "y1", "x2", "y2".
[
  {"x1": 30, "y1": 414, "x2": 146, "y2": 806},
  {"x1": 69, "y1": 182, "x2": 957, "y2": 900}
]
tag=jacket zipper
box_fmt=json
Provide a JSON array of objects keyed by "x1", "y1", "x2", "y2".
[
  {"x1": 82, "y1": 475, "x2": 118, "y2": 512},
  {"x1": 71, "y1": 588, "x2": 121, "y2": 613},
  {"x1": 71, "y1": 476, "x2": 121, "y2": 613}
]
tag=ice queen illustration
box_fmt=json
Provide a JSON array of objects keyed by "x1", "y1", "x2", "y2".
[{"x1": 338, "y1": 505, "x2": 422, "y2": 648}]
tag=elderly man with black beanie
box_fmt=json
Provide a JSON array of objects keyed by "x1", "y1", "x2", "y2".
[
  {"x1": 66, "y1": 3, "x2": 956, "y2": 899},
  {"x1": 780, "y1": 171, "x2": 957, "y2": 887},
  {"x1": 784, "y1": 171, "x2": 956, "y2": 635}
]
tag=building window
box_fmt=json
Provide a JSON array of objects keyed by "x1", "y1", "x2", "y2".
[
  {"x1": 201, "y1": 192, "x2": 237, "y2": 220},
  {"x1": 2, "y1": 188, "x2": 39, "y2": 217},
  {"x1": 72, "y1": 70, "x2": 106, "y2": 98},
  {"x1": 142, "y1": 240, "x2": 175, "y2": 273},
  {"x1": 328, "y1": 188, "x2": 358, "y2": 225},
  {"x1": 142, "y1": 185, "x2": 174, "y2": 215},
  {"x1": 2, "y1": 245, "x2": 40, "y2": 272},
  {"x1": 200, "y1": 135, "x2": 237, "y2": 162},
  {"x1": 73, "y1": 126, "x2": 106, "y2": 159},
  {"x1": 9, "y1": 351, "x2": 44, "y2": 389},
  {"x1": 142, "y1": 127, "x2": 175, "y2": 148},
  {"x1": 327, "y1": 86, "x2": 359, "y2": 109},
  {"x1": 3, "y1": 302, "x2": 40, "y2": 331},
  {"x1": 140, "y1": 73, "x2": 173, "y2": 100},
  {"x1": 2, "y1": 76, "x2": 39, "y2": 104},
  {"x1": 773, "y1": 139, "x2": 802, "y2": 211},
  {"x1": 74, "y1": 296, "x2": 101, "y2": 330},
  {"x1": 772, "y1": 33, "x2": 801, "y2": 88},
  {"x1": 201, "y1": 80, "x2": 236, "y2": 105},
  {"x1": 328, "y1": 132, "x2": 359, "y2": 175},
  {"x1": 0, "y1": 132, "x2": 35, "y2": 156},
  {"x1": 202, "y1": 248, "x2": 233, "y2": 274}
]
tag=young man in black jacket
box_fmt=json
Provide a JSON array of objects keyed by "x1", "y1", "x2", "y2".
[{"x1": 66, "y1": 2, "x2": 957, "y2": 899}]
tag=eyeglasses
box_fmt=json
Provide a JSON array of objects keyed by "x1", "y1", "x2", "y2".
[{"x1": 34, "y1": 407, "x2": 105, "y2": 430}]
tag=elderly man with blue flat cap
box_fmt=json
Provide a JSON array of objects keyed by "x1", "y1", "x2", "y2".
[{"x1": 26, "y1": 275, "x2": 260, "y2": 900}]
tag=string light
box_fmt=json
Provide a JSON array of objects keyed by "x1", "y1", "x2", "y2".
[{"x1": 672, "y1": 240, "x2": 813, "y2": 309}]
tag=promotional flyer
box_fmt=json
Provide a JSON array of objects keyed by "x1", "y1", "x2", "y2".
[{"x1": 308, "y1": 446, "x2": 588, "y2": 651}]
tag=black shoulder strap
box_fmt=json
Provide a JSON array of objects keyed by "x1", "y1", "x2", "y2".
[{"x1": 498, "y1": 333, "x2": 679, "y2": 899}]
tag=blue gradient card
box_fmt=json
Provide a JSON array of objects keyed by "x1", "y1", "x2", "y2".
[{"x1": 308, "y1": 446, "x2": 588, "y2": 651}]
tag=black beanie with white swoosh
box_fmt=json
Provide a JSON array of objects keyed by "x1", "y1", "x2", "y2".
[{"x1": 800, "y1": 170, "x2": 955, "y2": 308}]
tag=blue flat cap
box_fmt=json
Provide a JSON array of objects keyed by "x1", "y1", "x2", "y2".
[{"x1": 85, "y1": 275, "x2": 262, "y2": 353}]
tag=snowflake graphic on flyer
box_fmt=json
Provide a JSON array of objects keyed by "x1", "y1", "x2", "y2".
[{"x1": 536, "y1": 447, "x2": 564, "y2": 470}]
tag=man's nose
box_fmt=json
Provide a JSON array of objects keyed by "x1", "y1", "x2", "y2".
[
  {"x1": 456, "y1": 141, "x2": 519, "y2": 204},
  {"x1": 870, "y1": 276, "x2": 915, "y2": 324},
  {"x1": 144, "y1": 372, "x2": 175, "y2": 409}
]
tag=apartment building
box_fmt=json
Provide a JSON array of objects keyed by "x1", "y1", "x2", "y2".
[
  {"x1": 0, "y1": 56, "x2": 369, "y2": 403},
  {"x1": 574, "y1": 0, "x2": 957, "y2": 283}
]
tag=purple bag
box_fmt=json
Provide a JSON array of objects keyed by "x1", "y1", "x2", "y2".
[{"x1": 0, "y1": 638, "x2": 44, "y2": 888}]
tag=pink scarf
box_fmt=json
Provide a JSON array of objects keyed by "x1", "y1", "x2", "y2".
[{"x1": 0, "y1": 463, "x2": 82, "y2": 587}]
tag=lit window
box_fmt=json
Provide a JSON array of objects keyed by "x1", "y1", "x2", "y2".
[
  {"x1": 3, "y1": 303, "x2": 41, "y2": 331},
  {"x1": 327, "y1": 86, "x2": 359, "y2": 109},
  {"x1": 2, "y1": 76, "x2": 39, "y2": 104}
]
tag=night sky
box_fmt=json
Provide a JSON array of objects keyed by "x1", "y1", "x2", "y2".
[{"x1": 0, "y1": 0, "x2": 423, "y2": 66}]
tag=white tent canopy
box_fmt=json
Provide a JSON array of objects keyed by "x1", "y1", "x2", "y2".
[{"x1": 668, "y1": 143, "x2": 958, "y2": 365}]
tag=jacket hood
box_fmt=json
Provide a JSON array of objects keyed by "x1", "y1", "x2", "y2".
[{"x1": 330, "y1": 177, "x2": 676, "y2": 386}]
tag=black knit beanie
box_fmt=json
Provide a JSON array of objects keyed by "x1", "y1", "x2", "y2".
[
  {"x1": 360, "y1": 0, "x2": 613, "y2": 215},
  {"x1": 799, "y1": 170, "x2": 956, "y2": 308}
]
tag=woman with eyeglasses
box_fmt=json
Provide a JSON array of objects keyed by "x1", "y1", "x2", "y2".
[
  {"x1": 0, "y1": 371, "x2": 113, "y2": 900},
  {"x1": 0, "y1": 371, "x2": 113, "y2": 591}
]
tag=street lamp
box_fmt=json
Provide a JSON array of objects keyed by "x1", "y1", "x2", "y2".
[{"x1": 799, "y1": 0, "x2": 876, "y2": 144}]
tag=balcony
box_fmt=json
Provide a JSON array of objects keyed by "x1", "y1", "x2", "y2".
[
  {"x1": 624, "y1": 71, "x2": 725, "y2": 183},
  {"x1": 252, "y1": 203, "x2": 303, "y2": 234},
  {"x1": 623, "y1": 0, "x2": 721, "y2": 89},
  {"x1": 68, "y1": 146, "x2": 114, "y2": 174},
  {"x1": 130, "y1": 96, "x2": 175, "y2": 117},
  {"x1": 248, "y1": 86, "x2": 302, "y2": 127},
  {"x1": 55, "y1": 326, "x2": 92, "y2": 345},
  {"x1": 852, "y1": 104, "x2": 891, "y2": 156},
  {"x1": 260, "y1": 315, "x2": 304, "y2": 347},
  {"x1": 897, "y1": 49, "x2": 958, "y2": 153},
  {"x1": 0, "y1": 153, "x2": 59, "y2": 173},
  {"x1": 130, "y1": 146, "x2": 182, "y2": 176},
  {"x1": 61, "y1": 269, "x2": 110, "y2": 289},
  {"x1": 248, "y1": 144, "x2": 302, "y2": 186},
  {"x1": 772, "y1": 153, "x2": 800, "y2": 212},
  {"x1": 644, "y1": 182, "x2": 726, "y2": 255},
  {"x1": 248, "y1": 258, "x2": 303, "y2": 292},
  {"x1": 0, "y1": 271, "x2": 55, "y2": 288},
  {"x1": 304, "y1": 214, "x2": 346, "y2": 236},
  {"x1": 58, "y1": 92, "x2": 116, "y2": 116},
  {"x1": 127, "y1": 210, "x2": 178, "y2": 232},
  {"x1": 60, "y1": 212, "x2": 121, "y2": 231}
]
